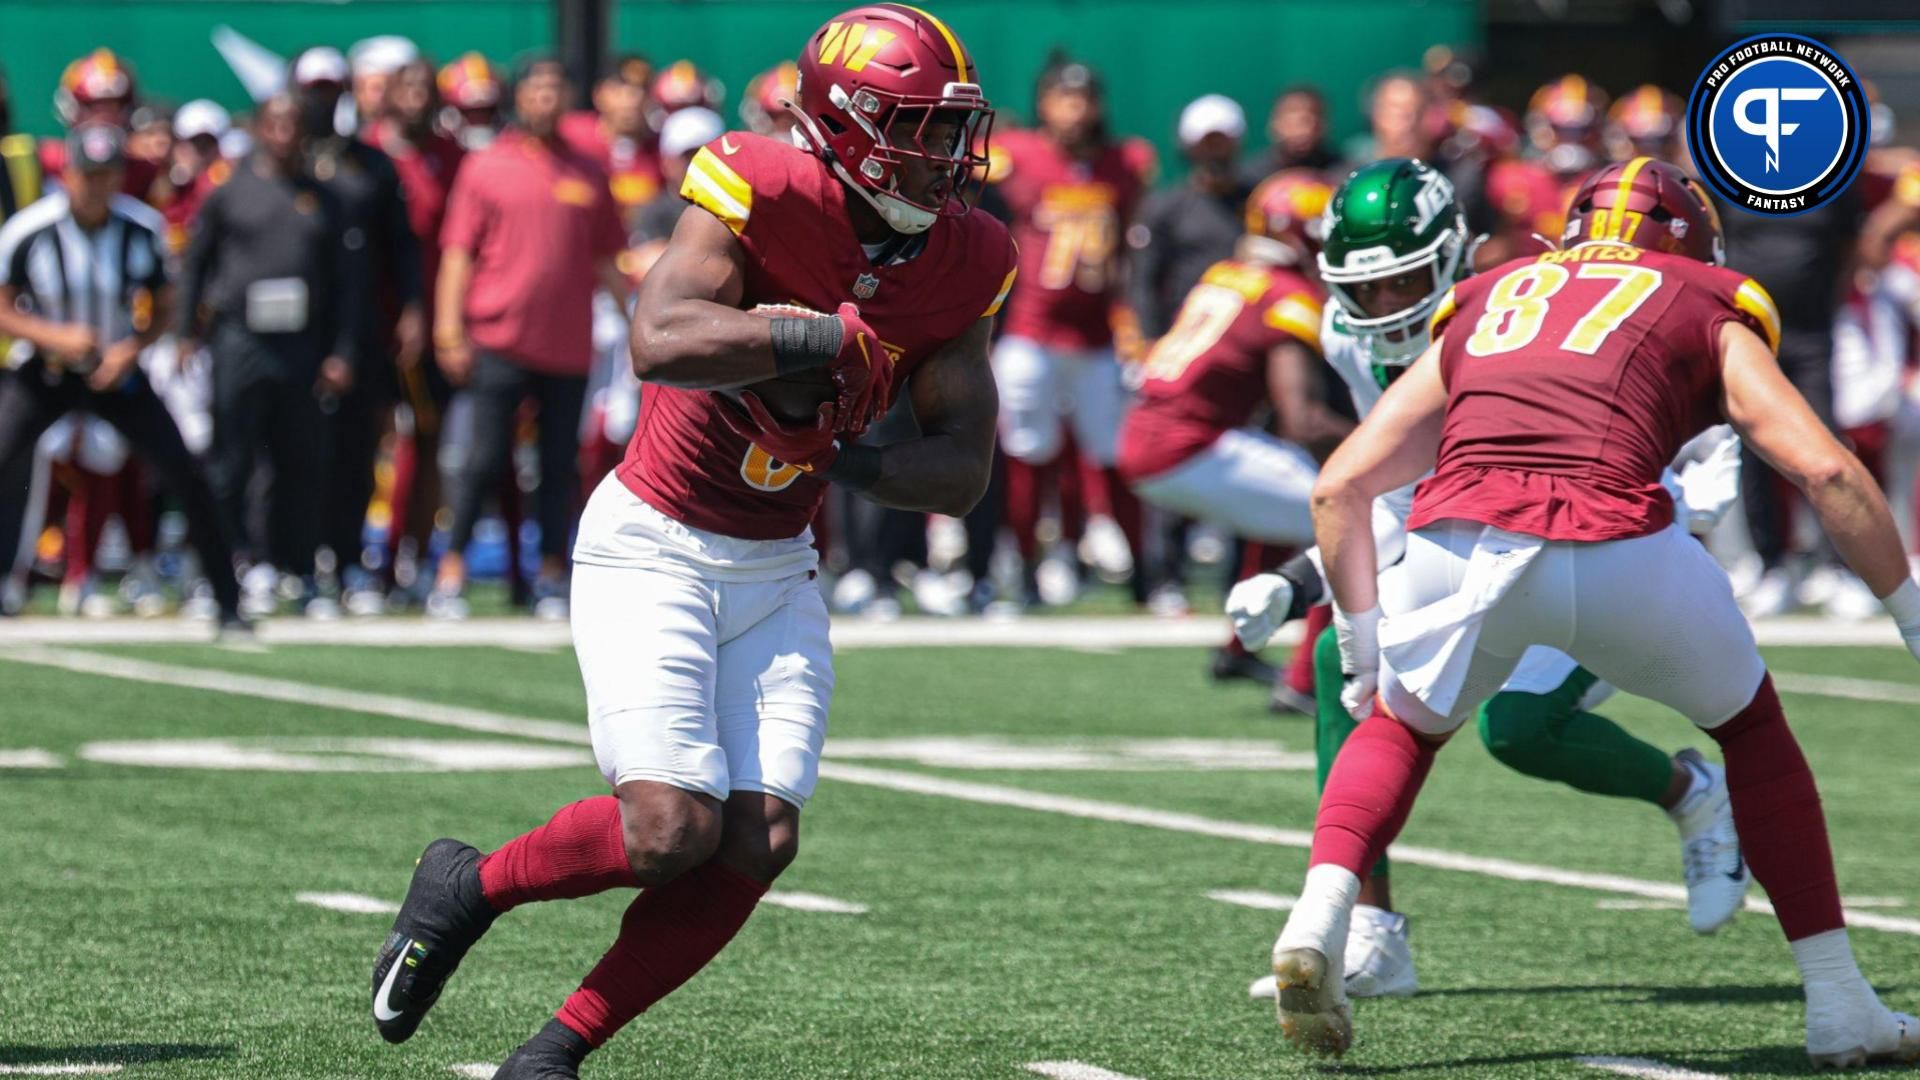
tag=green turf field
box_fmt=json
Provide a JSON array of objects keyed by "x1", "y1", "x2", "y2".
[{"x1": 3, "y1": 634, "x2": 1917, "y2": 1078}]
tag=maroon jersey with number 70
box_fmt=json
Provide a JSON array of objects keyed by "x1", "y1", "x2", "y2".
[{"x1": 1407, "y1": 242, "x2": 1782, "y2": 542}]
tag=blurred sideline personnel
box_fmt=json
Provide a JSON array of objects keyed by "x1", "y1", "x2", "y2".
[
  {"x1": 1232, "y1": 159, "x2": 1748, "y2": 1004},
  {"x1": 41, "y1": 50, "x2": 160, "y2": 202},
  {"x1": 289, "y1": 47, "x2": 424, "y2": 615},
  {"x1": 738, "y1": 60, "x2": 800, "y2": 140},
  {"x1": 349, "y1": 36, "x2": 418, "y2": 134},
  {"x1": 560, "y1": 55, "x2": 663, "y2": 226},
  {"x1": 178, "y1": 94, "x2": 364, "y2": 612},
  {"x1": 365, "y1": 5, "x2": 1014, "y2": 1074},
  {"x1": 1129, "y1": 94, "x2": 1252, "y2": 340},
  {"x1": 1119, "y1": 171, "x2": 1348, "y2": 685},
  {"x1": 1268, "y1": 159, "x2": 1920, "y2": 1067},
  {"x1": 164, "y1": 100, "x2": 231, "y2": 255},
  {"x1": 368, "y1": 56, "x2": 468, "y2": 604},
  {"x1": 990, "y1": 59, "x2": 1153, "y2": 608},
  {"x1": 0, "y1": 65, "x2": 45, "y2": 610},
  {"x1": 0, "y1": 123, "x2": 243, "y2": 629},
  {"x1": 438, "y1": 53, "x2": 504, "y2": 151},
  {"x1": 1240, "y1": 84, "x2": 1337, "y2": 185},
  {"x1": 430, "y1": 57, "x2": 630, "y2": 620}
]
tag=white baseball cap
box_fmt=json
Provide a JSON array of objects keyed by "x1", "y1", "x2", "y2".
[
  {"x1": 174, "y1": 99, "x2": 232, "y2": 141},
  {"x1": 660, "y1": 107, "x2": 725, "y2": 159},
  {"x1": 350, "y1": 36, "x2": 420, "y2": 79},
  {"x1": 292, "y1": 46, "x2": 350, "y2": 87},
  {"x1": 1178, "y1": 93, "x2": 1247, "y2": 147}
]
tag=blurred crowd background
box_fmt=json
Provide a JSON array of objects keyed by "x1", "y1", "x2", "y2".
[{"x1": 3, "y1": 0, "x2": 1919, "y2": 644}]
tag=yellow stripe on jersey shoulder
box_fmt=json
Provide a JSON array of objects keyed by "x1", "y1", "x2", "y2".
[
  {"x1": 1263, "y1": 293, "x2": 1323, "y2": 352},
  {"x1": 982, "y1": 265, "x2": 1018, "y2": 318},
  {"x1": 680, "y1": 146, "x2": 753, "y2": 235},
  {"x1": 1428, "y1": 285, "x2": 1460, "y2": 337},
  {"x1": 1734, "y1": 278, "x2": 1782, "y2": 352}
]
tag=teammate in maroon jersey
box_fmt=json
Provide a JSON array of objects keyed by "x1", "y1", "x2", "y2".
[
  {"x1": 1269, "y1": 159, "x2": 1920, "y2": 1066},
  {"x1": 366, "y1": 7, "x2": 1014, "y2": 1076},
  {"x1": 990, "y1": 60, "x2": 1154, "y2": 606}
]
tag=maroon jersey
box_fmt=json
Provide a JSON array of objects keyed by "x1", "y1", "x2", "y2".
[
  {"x1": 990, "y1": 128, "x2": 1149, "y2": 349},
  {"x1": 368, "y1": 121, "x2": 466, "y2": 329},
  {"x1": 1408, "y1": 243, "x2": 1782, "y2": 541},
  {"x1": 560, "y1": 111, "x2": 663, "y2": 226},
  {"x1": 1116, "y1": 259, "x2": 1323, "y2": 480},
  {"x1": 617, "y1": 132, "x2": 1018, "y2": 541}
]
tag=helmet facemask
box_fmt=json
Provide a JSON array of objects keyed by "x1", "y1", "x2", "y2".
[
  {"x1": 1320, "y1": 218, "x2": 1467, "y2": 364},
  {"x1": 793, "y1": 80, "x2": 992, "y2": 235}
]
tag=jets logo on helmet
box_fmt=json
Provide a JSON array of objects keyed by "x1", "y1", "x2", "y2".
[
  {"x1": 789, "y1": 3, "x2": 993, "y2": 234},
  {"x1": 1319, "y1": 158, "x2": 1471, "y2": 364}
]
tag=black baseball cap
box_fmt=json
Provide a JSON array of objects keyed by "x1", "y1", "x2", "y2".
[{"x1": 66, "y1": 121, "x2": 126, "y2": 171}]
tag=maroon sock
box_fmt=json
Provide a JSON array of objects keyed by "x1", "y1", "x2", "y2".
[
  {"x1": 1706, "y1": 674, "x2": 1843, "y2": 941},
  {"x1": 479, "y1": 796, "x2": 638, "y2": 913},
  {"x1": 1288, "y1": 604, "x2": 1333, "y2": 697},
  {"x1": 1003, "y1": 457, "x2": 1043, "y2": 563},
  {"x1": 1310, "y1": 709, "x2": 1439, "y2": 875},
  {"x1": 555, "y1": 861, "x2": 768, "y2": 1047}
]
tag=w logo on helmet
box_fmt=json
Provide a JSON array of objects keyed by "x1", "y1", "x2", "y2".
[{"x1": 817, "y1": 22, "x2": 898, "y2": 72}]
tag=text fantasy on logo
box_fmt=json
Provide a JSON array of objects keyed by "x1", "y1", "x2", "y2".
[{"x1": 1686, "y1": 34, "x2": 1869, "y2": 216}]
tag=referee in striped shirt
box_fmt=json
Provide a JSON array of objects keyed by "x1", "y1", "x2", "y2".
[{"x1": 0, "y1": 122, "x2": 244, "y2": 630}]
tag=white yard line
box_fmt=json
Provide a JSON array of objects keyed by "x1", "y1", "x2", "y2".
[
  {"x1": 7, "y1": 648, "x2": 1916, "y2": 937},
  {"x1": 296, "y1": 891, "x2": 400, "y2": 915},
  {"x1": 1024, "y1": 1063, "x2": 1148, "y2": 1080},
  {"x1": 1575, "y1": 1055, "x2": 1729, "y2": 1080},
  {"x1": 4, "y1": 647, "x2": 589, "y2": 745},
  {"x1": 0, "y1": 1067, "x2": 125, "y2": 1076},
  {"x1": 1595, "y1": 899, "x2": 1684, "y2": 911},
  {"x1": 763, "y1": 891, "x2": 869, "y2": 915},
  {"x1": 447, "y1": 1066, "x2": 497, "y2": 1079},
  {"x1": 1774, "y1": 671, "x2": 1920, "y2": 707},
  {"x1": 1205, "y1": 889, "x2": 1297, "y2": 911},
  {"x1": 0, "y1": 748, "x2": 62, "y2": 768}
]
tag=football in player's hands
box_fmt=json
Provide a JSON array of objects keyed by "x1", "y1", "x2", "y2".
[{"x1": 724, "y1": 304, "x2": 841, "y2": 426}]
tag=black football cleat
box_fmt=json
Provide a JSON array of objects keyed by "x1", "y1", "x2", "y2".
[
  {"x1": 1210, "y1": 647, "x2": 1279, "y2": 687},
  {"x1": 371, "y1": 838, "x2": 498, "y2": 1043},
  {"x1": 493, "y1": 1020, "x2": 591, "y2": 1078}
]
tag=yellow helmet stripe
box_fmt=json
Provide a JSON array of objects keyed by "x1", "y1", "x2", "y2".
[
  {"x1": 890, "y1": 4, "x2": 968, "y2": 84},
  {"x1": 1607, "y1": 156, "x2": 1652, "y2": 241}
]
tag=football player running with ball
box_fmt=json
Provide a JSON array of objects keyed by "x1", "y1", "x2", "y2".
[
  {"x1": 1269, "y1": 158, "x2": 1920, "y2": 1067},
  {"x1": 1232, "y1": 159, "x2": 1750, "y2": 1001},
  {"x1": 365, "y1": 8, "x2": 1016, "y2": 1076}
]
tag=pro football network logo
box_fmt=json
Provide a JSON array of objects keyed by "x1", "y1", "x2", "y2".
[{"x1": 1687, "y1": 34, "x2": 1869, "y2": 216}]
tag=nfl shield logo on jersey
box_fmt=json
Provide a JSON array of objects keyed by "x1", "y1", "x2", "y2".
[{"x1": 853, "y1": 272, "x2": 880, "y2": 300}]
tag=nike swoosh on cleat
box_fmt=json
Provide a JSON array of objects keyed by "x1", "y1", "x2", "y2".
[{"x1": 373, "y1": 939, "x2": 411, "y2": 1022}]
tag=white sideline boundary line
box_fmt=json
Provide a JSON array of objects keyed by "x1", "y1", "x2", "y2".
[
  {"x1": 0, "y1": 1067, "x2": 126, "y2": 1076},
  {"x1": 1025, "y1": 1062, "x2": 1148, "y2": 1080},
  {"x1": 0, "y1": 748, "x2": 62, "y2": 768},
  {"x1": 1575, "y1": 1055, "x2": 1729, "y2": 1080},
  {"x1": 6, "y1": 647, "x2": 1917, "y2": 937},
  {"x1": 296, "y1": 891, "x2": 400, "y2": 915},
  {"x1": 448, "y1": 1066, "x2": 496, "y2": 1079},
  {"x1": 0, "y1": 613, "x2": 1904, "y2": 649}
]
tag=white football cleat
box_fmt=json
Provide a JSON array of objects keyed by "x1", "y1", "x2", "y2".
[
  {"x1": 1344, "y1": 904, "x2": 1417, "y2": 998},
  {"x1": 1805, "y1": 980, "x2": 1920, "y2": 1069},
  {"x1": 1668, "y1": 749, "x2": 1749, "y2": 934}
]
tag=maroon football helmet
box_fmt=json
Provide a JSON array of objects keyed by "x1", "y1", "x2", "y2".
[
  {"x1": 789, "y1": 3, "x2": 992, "y2": 234},
  {"x1": 1562, "y1": 157, "x2": 1724, "y2": 266}
]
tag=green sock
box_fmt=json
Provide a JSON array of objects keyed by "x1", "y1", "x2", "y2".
[
  {"x1": 1475, "y1": 667, "x2": 1673, "y2": 805},
  {"x1": 1312, "y1": 624, "x2": 1389, "y2": 878}
]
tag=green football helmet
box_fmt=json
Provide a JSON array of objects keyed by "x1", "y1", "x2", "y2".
[{"x1": 1318, "y1": 158, "x2": 1470, "y2": 364}]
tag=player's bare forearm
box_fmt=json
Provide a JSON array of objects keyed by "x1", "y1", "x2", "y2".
[
  {"x1": 1311, "y1": 342, "x2": 1449, "y2": 613},
  {"x1": 434, "y1": 248, "x2": 473, "y2": 342},
  {"x1": 1269, "y1": 341, "x2": 1354, "y2": 460},
  {"x1": 860, "y1": 318, "x2": 997, "y2": 515},
  {"x1": 1720, "y1": 321, "x2": 1908, "y2": 595},
  {"x1": 0, "y1": 286, "x2": 81, "y2": 353},
  {"x1": 628, "y1": 206, "x2": 782, "y2": 389}
]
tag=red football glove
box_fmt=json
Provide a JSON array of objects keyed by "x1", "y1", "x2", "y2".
[
  {"x1": 717, "y1": 391, "x2": 841, "y2": 474},
  {"x1": 830, "y1": 303, "x2": 896, "y2": 437}
]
